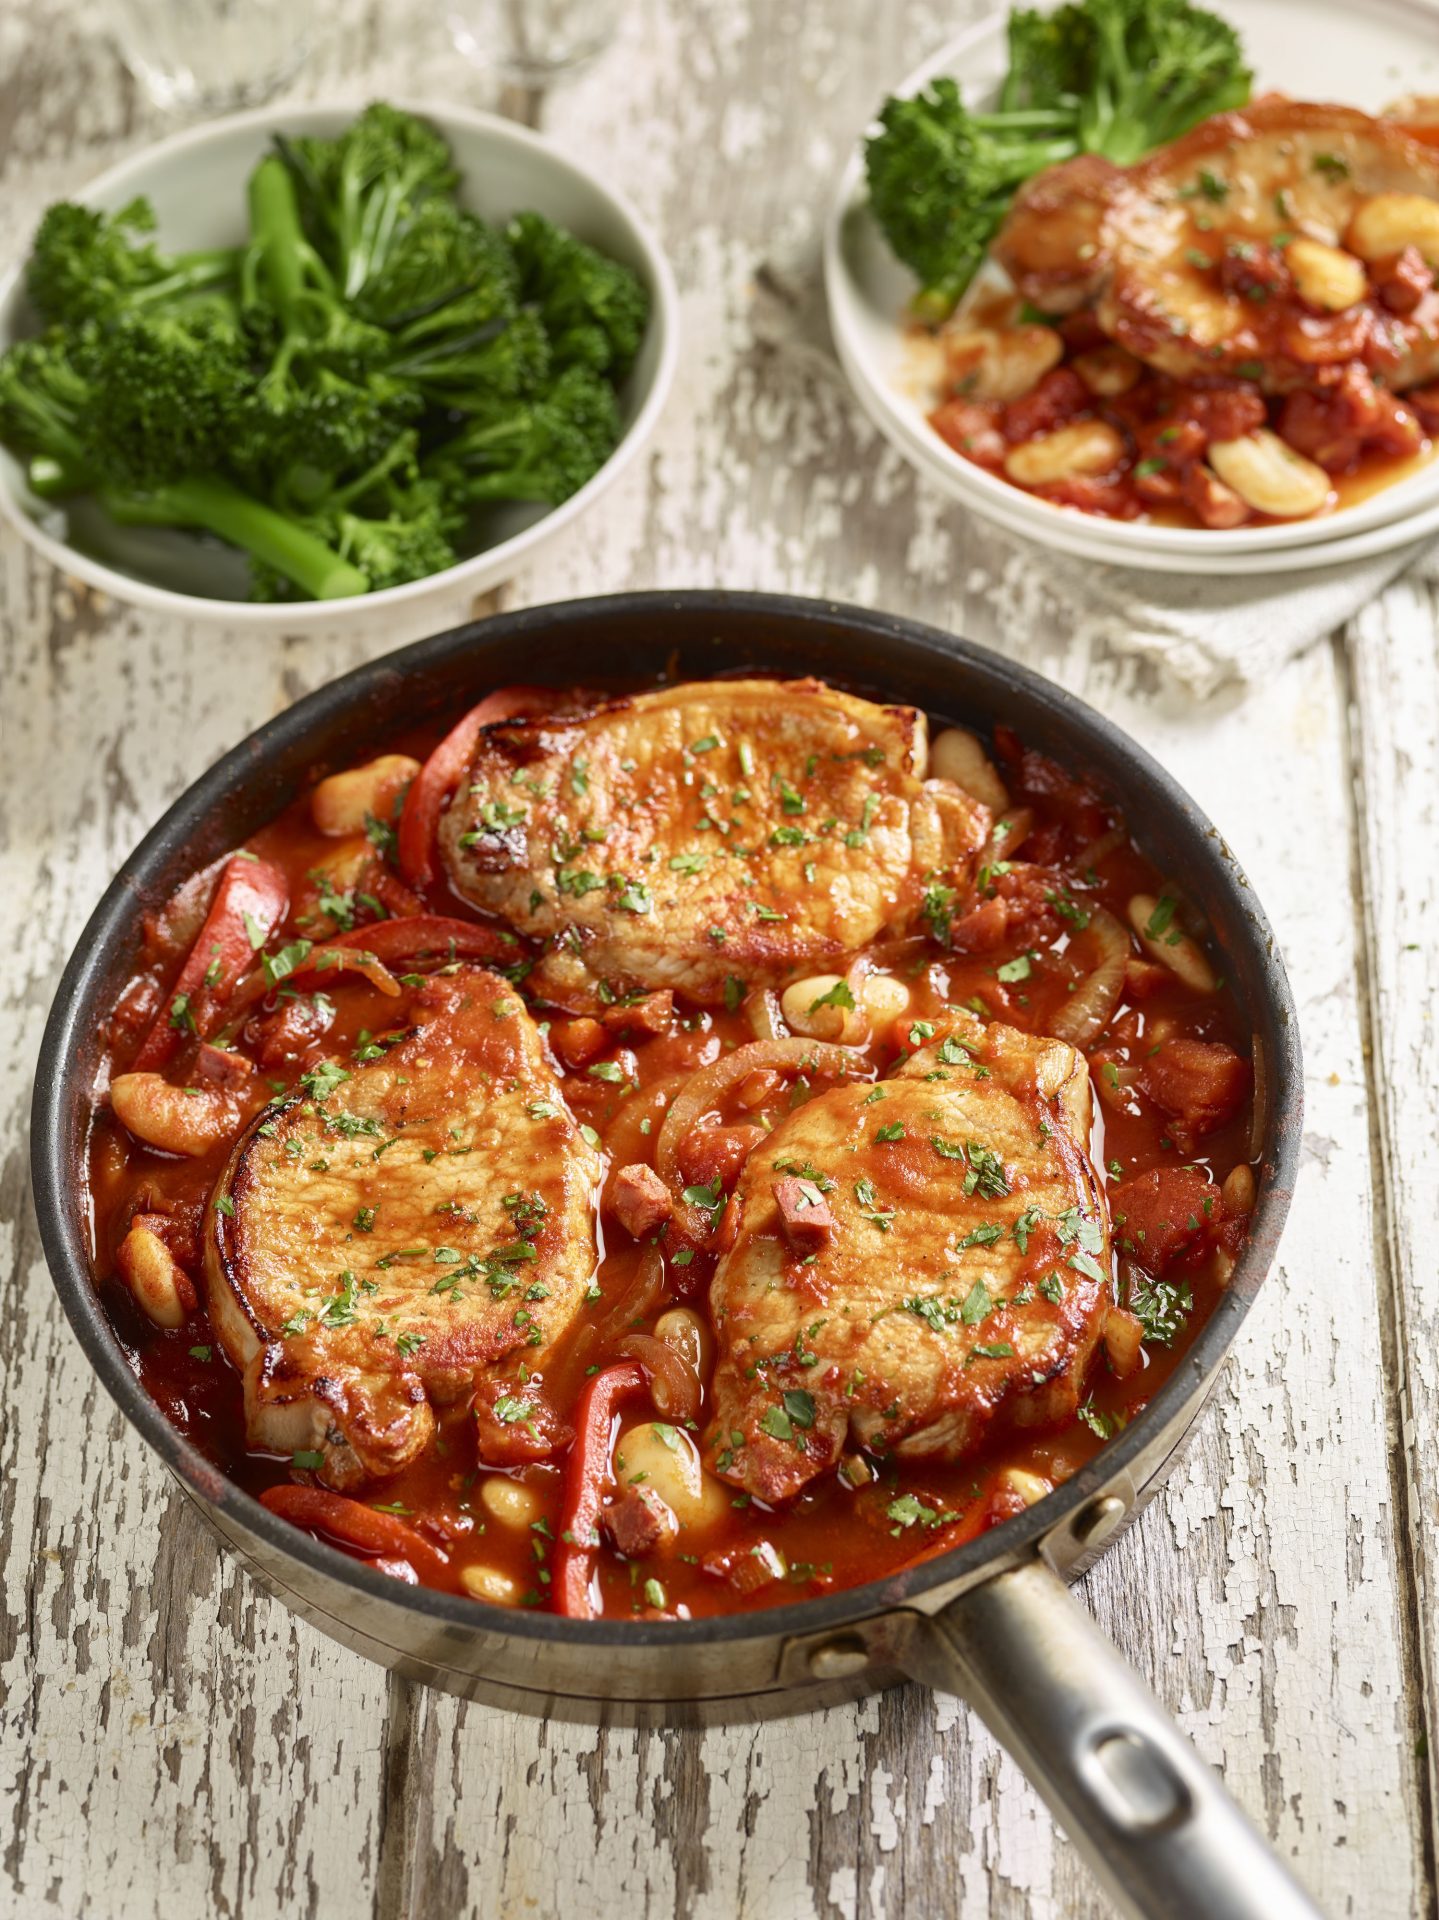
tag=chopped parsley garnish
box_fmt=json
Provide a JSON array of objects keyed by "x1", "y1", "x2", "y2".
[
  {"x1": 1128, "y1": 1275, "x2": 1193, "y2": 1346},
  {"x1": 808, "y1": 979, "x2": 855, "y2": 1015},
  {"x1": 299, "y1": 1059, "x2": 350, "y2": 1102},
  {"x1": 683, "y1": 1178, "x2": 725, "y2": 1216},
  {"x1": 263, "y1": 939, "x2": 313, "y2": 988},
  {"x1": 960, "y1": 1279, "x2": 992, "y2": 1326},
  {"x1": 922, "y1": 881, "x2": 956, "y2": 946},
  {"x1": 1144, "y1": 895, "x2": 1179, "y2": 940}
]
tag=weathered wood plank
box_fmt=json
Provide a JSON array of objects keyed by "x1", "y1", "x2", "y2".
[{"x1": 1346, "y1": 577, "x2": 1439, "y2": 1899}]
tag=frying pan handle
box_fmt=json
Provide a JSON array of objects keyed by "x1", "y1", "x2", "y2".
[{"x1": 916, "y1": 1557, "x2": 1325, "y2": 1920}]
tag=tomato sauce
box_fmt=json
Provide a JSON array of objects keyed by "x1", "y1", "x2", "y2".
[
  {"x1": 84, "y1": 683, "x2": 1256, "y2": 1621},
  {"x1": 928, "y1": 284, "x2": 1439, "y2": 530}
]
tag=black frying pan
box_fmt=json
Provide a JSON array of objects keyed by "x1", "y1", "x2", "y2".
[{"x1": 30, "y1": 592, "x2": 1319, "y2": 1920}]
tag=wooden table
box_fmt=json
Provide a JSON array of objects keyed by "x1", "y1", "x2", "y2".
[{"x1": 3, "y1": 2, "x2": 1435, "y2": 1913}]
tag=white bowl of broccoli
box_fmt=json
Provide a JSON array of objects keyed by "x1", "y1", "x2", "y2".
[{"x1": 0, "y1": 100, "x2": 678, "y2": 621}]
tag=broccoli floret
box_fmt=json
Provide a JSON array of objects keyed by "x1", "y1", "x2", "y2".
[
  {"x1": 0, "y1": 321, "x2": 365, "y2": 599},
  {"x1": 239, "y1": 156, "x2": 419, "y2": 503},
  {"x1": 278, "y1": 104, "x2": 459, "y2": 306},
  {"x1": 866, "y1": 0, "x2": 1251, "y2": 316},
  {"x1": 82, "y1": 304, "x2": 253, "y2": 487},
  {"x1": 385, "y1": 307, "x2": 551, "y2": 412},
  {"x1": 427, "y1": 364, "x2": 620, "y2": 507},
  {"x1": 1076, "y1": 0, "x2": 1250, "y2": 162},
  {"x1": 26, "y1": 196, "x2": 241, "y2": 327},
  {"x1": 352, "y1": 197, "x2": 519, "y2": 331},
  {"x1": 507, "y1": 212, "x2": 649, "y2": 378},
  {"x1": 0, "y1": 333, "x2": 93, "y2": 477},
  {"x1": 866, "y1": 78, "x2": 1078, "y2": 320}
]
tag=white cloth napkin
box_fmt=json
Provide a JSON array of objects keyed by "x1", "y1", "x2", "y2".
[{"x1": 984, "y1": 527, "x2": 1438, "y2": 696}]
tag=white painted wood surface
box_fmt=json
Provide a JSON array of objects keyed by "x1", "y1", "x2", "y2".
[{"x1": 1, "y1": 1, "x2": 1434, "y2": 1914}]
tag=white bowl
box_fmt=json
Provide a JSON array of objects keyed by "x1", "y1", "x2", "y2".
[
  {"x1": 824, "y1": 0, "x2": 1439, "y2": 573},
  {"x1": 0, "y1": 99, "x2": 678, "y2": 625}
]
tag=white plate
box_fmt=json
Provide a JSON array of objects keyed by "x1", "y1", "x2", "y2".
[
  {"x1": 825, "y1": 0, "x2": 1439, "y2": 572},
  {"x1": 0, "y1": 100, "x2": 679, "y2": 626}
]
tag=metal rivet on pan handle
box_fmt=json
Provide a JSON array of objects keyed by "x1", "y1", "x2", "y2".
[
  {"x1": 808, "y1": 1633, "x2": 870, "y2": 1680},
  {"x1": 1073, "y1": 1494, "x2": 1127, "y2": 1551}
]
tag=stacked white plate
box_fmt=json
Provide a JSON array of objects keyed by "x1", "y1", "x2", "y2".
[{"x1": 824, "y1": 0, "x2": 1439, "y2": 575}]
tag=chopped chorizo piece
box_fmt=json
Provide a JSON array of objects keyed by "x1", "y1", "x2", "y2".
[
  {"x1": 473, "y1": 1380, "x2": 571, "y2": 1467},
  {"x1": 930, "y1": 397, "x2": 1006, "y2": 467},
  {"x1": 1000, "y1": 368, "x2": 1089, "y2": 444},
  {"x1": 700, "y1": 1539, "x2": 788, "y2": 1594},
  {"x1": 1375, "y1": 245, "x2": 1433, "y2": 315},
  {"x1": 1407, "y1": 382, "x2": 1439, "y2": 431},
  {"x1": 602, "y1": 1484, "x2": 678, "y2": 1558},
  {"x1": 611, "y1": 1162, "x2": 673, "y2": 1240},
  {"x1": 1216, "y1": 238, "x2": 1293, "y2": 306},
  {"x1": 251, "y1": 993, "x2": 335, "y2": 1069},
  {"x1": 1109, "y1": 1166, "x2": 1221, "y2": 1272},
  {"x1": 196, "y1": 1042, "x2": 254, "y2": 1088},
  {"x1": 601, "y1": 991, "x2": 675, "y2": 1036},
  {"x1": 1179, "y1": 462, "x2": 1250, "y2": 529},
  {"x1": 1140, "y1": 1037, "x2": 1251, "y2": 1141},
  {"x1": 772, "y1": 1176, "x2": 836, "y2": 1255}
]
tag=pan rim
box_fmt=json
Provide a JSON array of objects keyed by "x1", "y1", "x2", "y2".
[{"x1": 29, "y1": 588, "x2": 1302, "y2": 1653}]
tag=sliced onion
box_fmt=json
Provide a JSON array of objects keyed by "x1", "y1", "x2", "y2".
[
  {"x1": 1076, "y1": 825, "x2": 1127, "y2": 870},
  {"x1": 1050, "y1": 907, "x2": 1131, "y2": 1048},
  {"x1": 982, "y1": 805, "x2": 1034, "y2": 867},
  {"x1": 615, "y1": 1332, "x2": 702, "y2": 1423},
  {"x1": 540, "y1": 1245, "x2": 668, "y2": 1408},
  {"x1": 222, "y1": 948, "x2": 401, "y2": 1029},
  {"x1": 841, "y1": 955, "x2": 875, "y2": 1044},
  {"x1": 598, "y1": 1244, "x2": 668, "y2": 1340},
  {"x1": 745, "y1": 988, "x2": 785, "y2": 1041},
  {"x1": 656, "y1": 1040, "x2": 865, "y2": 1187}
]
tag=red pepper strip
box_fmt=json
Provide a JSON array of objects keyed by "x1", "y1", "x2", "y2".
[
  {"x1": 261, "y1": 1484, "x2": 451, "y2": 1585},
  {"x1": 328, "y1": 914, "x2": 520, "y2": 968},
  {"x1": 133, "y1": 854, "x2": 288, "y2": 1070},
  {"x1": 397, "y1": 686, "x2": 549, "y2": 890},
  {"x1": 552, "y1": 1360, "x2": 648, "y2": 1619}
]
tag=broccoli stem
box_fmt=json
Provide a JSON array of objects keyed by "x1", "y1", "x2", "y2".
[
  {"x1": 99, "y1": 472, "x2": 369, "y2": 599},
  {"x1": 132, "y1": 249, "x2": 245, "y2": 308},
  {"x1": 28, "y1": 455, "x2": 88, "y2": 498},
  {"x1": 248, "y1": 155, "x2": 329, "y2": 320}
]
